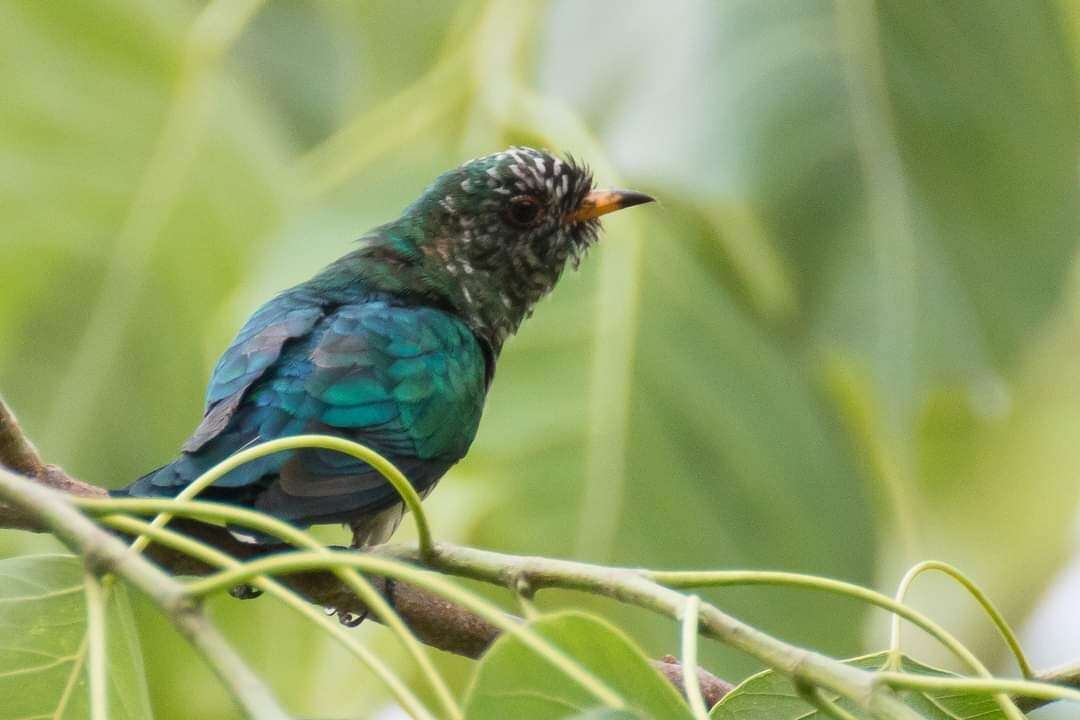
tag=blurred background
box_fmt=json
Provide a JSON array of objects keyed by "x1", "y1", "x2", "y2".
[{"x1": 2, "y1": 1, "x2": 1079, "y2": 718}]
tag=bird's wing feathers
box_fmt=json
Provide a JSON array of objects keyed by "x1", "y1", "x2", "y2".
[
  {"x1": 184, "y1": 296, "x2": 324, "y2": 453},
  {"x1": 136, "y1": 298, "x2": 488, "y2": 527},
  {"x1": 297, "y1": 303, "x2": 486, "y2": 460}
]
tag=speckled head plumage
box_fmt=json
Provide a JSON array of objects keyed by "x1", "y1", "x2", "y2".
[
  {"x1": 348, "y1": 147, "x2": 654, "y2": 354},
  {"x1": 439, "y1": 147, "x2": 603, "y2": 267}
]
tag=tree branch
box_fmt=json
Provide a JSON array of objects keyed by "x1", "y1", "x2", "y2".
[
  {"x1": 0, "y1": 397, "x2": 109, "y2": 530},
  {"x1": 655, "y1": 654, "x2": 734, "y2": 709},
  {"x1": 6, "y1": 396, "x2": 1075, "y2": 713},
  {"x1": 383, "y1": 544, "x2": 923, "y2": 720},
  {"x1": 0, "y1": 395, "x2": 730, "y2": 707},
  {"x1": 0, "y1": 396, "x2": 44, "y2": 477}
]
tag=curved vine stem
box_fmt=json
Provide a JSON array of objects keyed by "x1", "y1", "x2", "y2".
[
  {"x1": 886, "y1": 561, "x2": 1026, "y2": 720},
  {"x1": 651, "y1": 567, "x2": 1025, "y2": 720},
  {"x1": 650, "y1": 570, "x2": 983, "y2": 678},
  {"x1": 182, "y1": 552, "x2": 628, "y2": 710},
  {"x1": 89, "y1": 474, "x2": 453, "y2": 719},
  {"x1": 130, "y1": 434, "x2": 432, "y2": 557},
  {"x1": 875, "y1": 670, "x2": 1080, "y2": 706},
  {"x1": 101, "y1": 514, "x2": 440, "y2": 720},
  {"x1": 888, "y1": 560, "x2": 1033, "y2": 678},
  {"x1": 121, "y1": 434, "x2": 454, "y2": 717}
]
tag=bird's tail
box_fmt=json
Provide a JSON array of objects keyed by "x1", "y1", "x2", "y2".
[{"x1": 111, "y1": 464, "x2": 170, "y2": 497}]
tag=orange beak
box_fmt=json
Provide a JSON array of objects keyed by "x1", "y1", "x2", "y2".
[{"x1": 569, "y1": 189, "x2": 656, "y2": 223}]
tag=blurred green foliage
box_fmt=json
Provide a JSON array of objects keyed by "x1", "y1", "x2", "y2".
[{"x1": 2, "y1": 0, "x2": 1079, "y2": 718}]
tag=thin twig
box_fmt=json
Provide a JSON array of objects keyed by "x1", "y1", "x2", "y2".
[{"x1": 0, "y1": 467, "x2": 291, "y2": 720}]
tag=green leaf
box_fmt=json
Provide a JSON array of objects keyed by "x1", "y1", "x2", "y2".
[
  {"x1": 710, "y1": 651, "x2": 1006, "y2": 720},
  {"x1": 465, "y1": 611, "x2": 693, "y2": 720},
  {"x1": 0, "y1": 554, "x2": 153, "y2": 720}
]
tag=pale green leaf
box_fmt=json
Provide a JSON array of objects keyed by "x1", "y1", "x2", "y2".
[
  {"x1": 0, "y1": 554, "x2": 153, "y2": 720},
  {"x1": 465, "y1": 611, "x2": 693, "y2": 720}
]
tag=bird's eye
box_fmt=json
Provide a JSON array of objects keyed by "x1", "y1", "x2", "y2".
[{"x1": 506, "y1": 196, "x2": 543, "y2": 227}]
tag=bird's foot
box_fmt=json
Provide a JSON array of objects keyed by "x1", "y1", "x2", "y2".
[
  {"x1": 229, "y1": 583, "x2": 263, "y2": 600},
  {"x1": 323, "y1": 605, "x2": 367, "y2": 626},
  {"x1": 337, "y1": 609, "x2": 367, "y2": 627}
]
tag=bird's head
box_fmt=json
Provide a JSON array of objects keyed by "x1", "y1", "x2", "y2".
[{"x1": 399, "y1": 147, "x2": 654, "y2": 350}]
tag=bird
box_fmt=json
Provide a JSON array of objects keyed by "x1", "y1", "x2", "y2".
[{"x1": 118, "y1": 147, "x2": 654, "y2": 553}]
